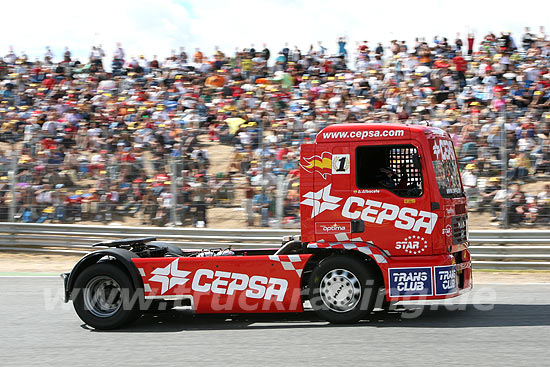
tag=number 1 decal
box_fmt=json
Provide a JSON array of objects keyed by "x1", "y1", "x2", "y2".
[{"x1": 332, "y1": 154, "x2": 350, "y2": 174}]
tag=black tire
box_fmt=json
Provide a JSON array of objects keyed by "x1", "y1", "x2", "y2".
[
  {"x1": 72, "y1": 262, "x2": 142, "y2": 330},
  {"x1": 308, "y1": 255, "x2": 378, "y2": 323}
]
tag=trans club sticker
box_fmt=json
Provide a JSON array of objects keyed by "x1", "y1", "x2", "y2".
[
  {"x1": 434, "y1": 265, "x2": 458, "y2": 295},
  {"x1": 388, "y1": 267, "x2": 433, "y2": 297}
]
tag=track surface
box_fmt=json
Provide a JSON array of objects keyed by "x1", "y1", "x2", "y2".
[{"x1": 1, "y1": 278, "x2": 549, "y2": 366}]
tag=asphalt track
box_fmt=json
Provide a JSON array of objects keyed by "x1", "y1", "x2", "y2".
[{"x1": 1, "y1": 277, "x2": 549, "y2": 367}]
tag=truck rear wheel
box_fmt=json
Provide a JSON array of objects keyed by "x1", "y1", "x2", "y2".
[
  {"x1": 72, "y1": 262, "x2": 142, "y2": 330},
  {"x1": 308, "y1": 255, "x2": 377, "y2": 323}
]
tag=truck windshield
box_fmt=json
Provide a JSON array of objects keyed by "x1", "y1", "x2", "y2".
[{"x1": 429, "y1": 139, "x2": 464, "y2": 198}]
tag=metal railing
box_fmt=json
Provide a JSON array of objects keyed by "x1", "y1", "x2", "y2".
[
  {"x1": 0, "y1": 152, "x2": 296, "y2": 229},
  {"x1": 0, "y1": 222, "x2": 549, "y2": 269}
]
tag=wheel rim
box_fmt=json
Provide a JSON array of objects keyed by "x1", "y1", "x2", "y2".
[
  {"x1": 320, "y1": 269, "x2": 362, "y2": 313},
  {"x1": 83, "y1": 276, "x2": 122, "y2": 318}
]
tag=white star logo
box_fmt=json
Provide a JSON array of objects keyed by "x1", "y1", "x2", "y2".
[
  {"x1": 301, "y1": 184, "x2": 343, "y2": 218},
  {"x1": 148, "y1": 258, "x2": 191, "y2": 294}
]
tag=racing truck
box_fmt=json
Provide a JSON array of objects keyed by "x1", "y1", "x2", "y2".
[{"x1": 63, "y1": 123, "x2": 472, "y2": 329}]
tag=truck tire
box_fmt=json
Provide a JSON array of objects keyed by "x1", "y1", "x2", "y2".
[
  {"x1": 308, "y1": 255, "x2": 378, "y2": 323},
  {"x1": 72, "y1": 262, "x2": 142, "y2": 330}
]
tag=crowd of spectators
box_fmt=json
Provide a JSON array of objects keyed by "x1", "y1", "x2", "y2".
[{"x1": 1, "y1": 27, "x2": 550, "y2": 227}]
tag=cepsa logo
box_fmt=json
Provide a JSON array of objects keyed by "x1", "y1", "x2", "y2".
[
  {"x1": 315, "y1": 222, "x2": 351, "y2": 234},
  {"x1": 148, "y1": 261, "x2": 288, "y2": 301},
  {"x1": 341, "y1": 197, "x2": 438, "y2": 234},
  {"x1": 192, "y1": 269, "x2": 288, "y2": 301},
  {"x1": 301, "y1": 185, "x2": 438, "y2": 234}
]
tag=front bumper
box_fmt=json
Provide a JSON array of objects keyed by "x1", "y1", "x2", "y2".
[{"x1": 383, "y1": 249, "x2": 472, "y2": 301}]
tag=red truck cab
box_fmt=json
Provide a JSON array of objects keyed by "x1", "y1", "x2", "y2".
[{"x1": 300, "y1": 123, "x2": 471, "y2": 299}]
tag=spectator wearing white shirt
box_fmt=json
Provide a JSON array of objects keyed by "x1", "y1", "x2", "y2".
[{"x1": 462, "y1": 164, "x2": 479, "y2": 209}]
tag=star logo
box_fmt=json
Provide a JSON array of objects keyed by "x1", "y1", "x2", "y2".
[
  {"x1": 301, "y1": 184, "x2": 343, "y2": 218},
  {"x1": 148, "y1": 258, "x2": 191, "y2": 294}
]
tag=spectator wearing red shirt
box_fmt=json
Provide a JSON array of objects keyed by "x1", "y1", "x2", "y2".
[
  {"x1": 121, "y1": 146, "x2": 137, "y2": 163},
  {"x1": 453, "y1": 55, "x2": 467, "y2": 88},
  {"x1": 467, "y1": 33, "x2": 475, "y2": 56},
  {"x1": 230, "y1": 84, "x2": 244, "y2": 98},
  {"x1": 276, "y1": 147, "x2": 289, "y2": 161},
  {"x1": 42, "y1": 74, "x2": 56, "y2": 90},
  {"x1": 41, "y1": 137, "x2": 56, "y2": 150}
]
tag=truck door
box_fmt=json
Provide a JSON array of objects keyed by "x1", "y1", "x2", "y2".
[
  {"x1": 299, "y1": 142, "x2": 351, "y2": 242},
  {"x1": 347, "y1": 141, "x2": 435, "y2": 255}
]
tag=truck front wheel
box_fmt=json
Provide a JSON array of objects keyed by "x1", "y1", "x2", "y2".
[
  {"x1": 308, "y1": 255, "x2": 378, "y2": 323},
  {"x1": 72, "y1": 262, "x2": 142, "y2": 330}
]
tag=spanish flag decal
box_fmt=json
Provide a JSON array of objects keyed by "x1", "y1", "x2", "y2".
[{"x1": 300, "y1": 151, "x2": 333, "y2": 179}]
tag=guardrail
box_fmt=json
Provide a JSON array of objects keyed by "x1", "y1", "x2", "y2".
[{"x1": 0, "y1": 223, "x2": 549, "y2": 269}]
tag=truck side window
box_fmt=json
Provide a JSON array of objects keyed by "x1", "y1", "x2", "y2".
[{"x1": 356, "y1": 145, "x2": 423, "y2": 197}]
